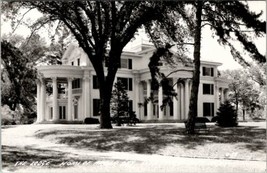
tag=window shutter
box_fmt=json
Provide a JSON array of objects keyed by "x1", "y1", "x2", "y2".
[
  {"x1": 129, "y1": 78, "x2": 133, "y2": 91},
  {"x1": 128, "y1": 59, "x2": 132, "y2": 69}
]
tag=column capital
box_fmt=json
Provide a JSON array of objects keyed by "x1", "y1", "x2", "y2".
[
  {"x1": 83, "y1": 76, "x2": 90, "y2": 80},
  {"x1": 52, "y1": 77, "x2": 57, "y2": 82},
  {"x1": 67, "y1": 77, "x2": 74, "y2": 82}
]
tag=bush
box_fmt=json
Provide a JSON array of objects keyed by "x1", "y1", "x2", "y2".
[
  {"x1": 84, "y1": 117, "x2": 100, "y2": 124},
  {"x1": 216, "y1": 101, "x2": 238, "y2": 127},
  {"x1": 1, "y1": 105, "x2": 18, "y2": 125}
]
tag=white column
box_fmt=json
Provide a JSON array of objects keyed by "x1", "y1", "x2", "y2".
[
  {"x1": 139, "y1": 82, "x2": 144, "y2": 120},
  {"x1": 180, "y1": 83, "x2": 185, "y2": 120},
  {"x1": 158, "y1": 86, "x2": 164, "y2": 120},
  {"x1": 215, "y1": 83, "x2": 220, "y2": 109},
  {"x1": 84, "y1": 76, "x2": 90, "y2": 119},
  {"x1": 221, "y1": 88, "x2": 225, "y2": 104},
  {"x1": 134, "y1": 77, "x2": 140, "y2": 117},
  {"x1": 40, "y1": 78, "x2": 46, "y2": 121},
  {"x1": 224, "y1": 89, "x2": 229, "y2": 101},
  {"x1": 146, "y1": 80, "x2": 152, "y2": 120},
  {"x1": 36, "y1": 79, "x2": 41, "y2": 122},
  {"x1": 189, "y1": 80, "x2": 192, "y2": 98},
  {"x1": 67, "y1": 78, "x2": 73, "y2": 121},
  {"x1": 177, "y1": 84, "x2": 181, "y2": 120},
  {"x1": 173, "y1": 78, "x2": 179, "y2": 120},
  {"x1": 52, "y1": 77, "x2": 59, "y2": 121},
  {"x1": 184, "y1": 79, "x2": 190, "y2": 119}
]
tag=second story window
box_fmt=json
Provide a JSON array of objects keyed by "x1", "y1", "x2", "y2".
[
  {"x1": 72, "y1": 79, "x2": 81, "y2": 89},
  {"x1": 120, "y1": 59, "x2": 132, "y2": 69},
  {"x1": 117, "y1": 77, "x2": 132, "y2": 91},
  {"x1": 77, "y1": 58, "x2": 80, "y2": 66},
  {"x1": 93, "y1": 75, "x2": 100, "y2": 89},
  {"x1": 203, "y1": 67, "x2": 214, "y2": 77},
  {"x1": 203, "y1": 84, "x2": 214, "y2": 95}
]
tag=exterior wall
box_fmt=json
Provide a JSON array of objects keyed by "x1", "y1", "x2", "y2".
[{"x1": 36, "y1": 42, "x2": 230, "y2": 123}]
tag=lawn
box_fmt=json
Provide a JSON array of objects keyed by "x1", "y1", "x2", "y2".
[
  {"x1": 33, "y1": 123, "x2": 265, "y2": 161},
  {"x1": 1, "y1": 122, "x2": 266, "y2": 172}
]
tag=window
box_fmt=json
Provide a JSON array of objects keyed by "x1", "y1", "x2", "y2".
[
  {"x1": 169, "y1": 102, "x2": 173, "y2": 116},
  {"x1": 203, "y1": 67, "x2": 214, "y2": 77},
  {"x1": 203, "y1": 102, "x2": 214, "y2": 117},
  {"x1": 71, "y1": 61, "x2": 74, "y2": 66},
  {"x1": 50, "y1": 107, "x2": 53, "y2": 120},
  {"x1": 59, "y1": 106, "x2": 66, "y2": 119},
  {"x1": 58, "y1": 84, "x2": 65, "y2": 94},
  {"x1": 77, "y1": 58, "x2": 80, "y2": 66},
  {"x1": 144, "y1": 101, "x2": 147, "y2": 116},
  {"x1": 93, "y1": 99, "x2": 101, "y2": 116},
  {"x1": 164, "y1": 107, "x2": 167, "y2": 116},
  {"x1": 120, "y1": 59, "x2": 132, "y2": 69},
  {"x1": 72, "y1": 79, "x2": 81, "y2": 89},
  {"x1": 128, "y1": 100, "x2": 133, "y2": 112},
  {"x1": 117, "y1": 77, "x2": 132, "y2": 91},
  {"x1": 74, "y1": 105, "x2": 78, "y2": 119},
  {"x1": 203, "y1": 84, "x2": 214, "y2": 95},
  {"x1": 153, "y1": 104, "x2": 156, "y2": 116},
  {"x1": 93, "y1": 75, "x2": 100, "y2": 89}
]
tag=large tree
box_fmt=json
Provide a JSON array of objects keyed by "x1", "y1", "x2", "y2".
[
  {"x1": 184, "y1": 1, "x2": 266, "y2": 134},
  {"x1": 15, "y1": 1, "x2": 186, "y2": 128},
  {"x1": 1, "y1": 40, "x2": 37, "y2": 112},
  {"x1": 222, "y1": 69, "x2": 261, "y2": 120}
]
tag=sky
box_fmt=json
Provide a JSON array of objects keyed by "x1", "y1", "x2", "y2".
[{"x1": 1, "y1": 1, "x2": 266, "y2": 71}]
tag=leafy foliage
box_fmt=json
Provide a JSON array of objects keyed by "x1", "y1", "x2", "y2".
[
  {"x1": 222, "y1": 69, "x2": 264, "y2": 120},
  {"x1": 111, "y1": 81, "x2": 130, "y2": 126},
  {"x1": 216, "y1": 101, "x2": 238, "y2": 127},
  {"x1": 1, "y1": 40, "x2": 37, "y2": 113},
  {"x1": 181, "y1": 1, "x2": 266, "y2": 134}
]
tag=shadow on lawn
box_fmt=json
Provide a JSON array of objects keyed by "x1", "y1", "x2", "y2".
[
  {"x1": 2, "y1": 145, "x2": 97, "y2": 172},
  {"x1": 35, "y1": 124, "x2": 266, "y2": 155}
]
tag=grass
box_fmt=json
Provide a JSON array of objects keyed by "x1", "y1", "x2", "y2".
[
  {"x1": 2, "y1": 122, "x2": 266, "y2": 172},
  {"x1": 34, "y1": 123, "x2": 266, "y2": 161}
]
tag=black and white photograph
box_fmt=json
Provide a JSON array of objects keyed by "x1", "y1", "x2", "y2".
[{"x1": 1, "y1": 1, "x2": 266, "y2": 172}]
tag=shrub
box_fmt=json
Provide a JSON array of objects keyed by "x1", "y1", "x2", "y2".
[
  {"x1": 84, "y1": 117, "x2": 100, "y2": 124},
  {"x1": 216, "y1": 101, "x2": 238, "y2": 127},
  {"x1": 1, "y1": 105, "x2": 18, "y2": 125}
]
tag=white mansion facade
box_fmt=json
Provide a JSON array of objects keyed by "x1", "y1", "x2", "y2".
[{"x1": 36, "y1": 41, "x2": 229, "y2": 123}]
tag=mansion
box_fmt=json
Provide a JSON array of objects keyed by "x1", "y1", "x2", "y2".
[{"x1": 36, "y1": 40, "x2": 229, "y2": 123}]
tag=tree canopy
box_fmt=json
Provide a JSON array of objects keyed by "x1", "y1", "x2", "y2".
[{"x1": 1, "y1": 40, "x2": 37, "y2": 112}]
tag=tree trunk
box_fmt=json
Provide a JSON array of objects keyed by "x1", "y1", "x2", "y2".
[
  {"x1": 186, "y1": 1, "x2": 203, "y2": 134},
  {"x1": 235, "y1": 97, "x2": 239, "y2": 118},
  {"x1": 99, "y1": 83, "x2": 113, "y2": 129},
  {"x1": 98, "y1": 48, "x2": 121, "y2": 129}
]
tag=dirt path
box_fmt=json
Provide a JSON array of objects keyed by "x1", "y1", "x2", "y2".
[{"x1": 2, "y1": 123, "x2": 266, "y2": 172}]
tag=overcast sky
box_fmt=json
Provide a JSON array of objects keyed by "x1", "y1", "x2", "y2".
[{"x1": 1, "y1": 1, "x2": 266, "y2": 70}]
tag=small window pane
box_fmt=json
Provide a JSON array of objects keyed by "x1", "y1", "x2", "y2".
[
  {"x1": 120, "y1": 59, "x2": 128, "y2": 68},
  {"x1": 203, "y1": 102, "x2": 214, "y2": 117},
  {"x1": 203, "y1": 84, "x2": 214, "y2": 95},
  {"x1": 129, "y1": 78, "x2": 132, "y2": 91},
  {"x1": 128, "y1": 59, "x2": 132, "y2": 69},
  {"x1": 93, "y1": 99, "x2": 101, "y2": 116},
  {"x1": 93, "y1": 76, "x2": 100, "y2": 89}
]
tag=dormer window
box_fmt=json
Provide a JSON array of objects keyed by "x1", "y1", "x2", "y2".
[{"x1": 203, "y1": 67, "x2": 214, "y2": 77}]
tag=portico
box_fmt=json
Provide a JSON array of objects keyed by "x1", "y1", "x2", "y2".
[{"x1": 36, "y1": 65, "x2": 88, "y2": 123}]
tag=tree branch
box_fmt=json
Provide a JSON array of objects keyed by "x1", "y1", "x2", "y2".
[{"x1": 11, "y1": 7, "x2": 34, "y2": 35}]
